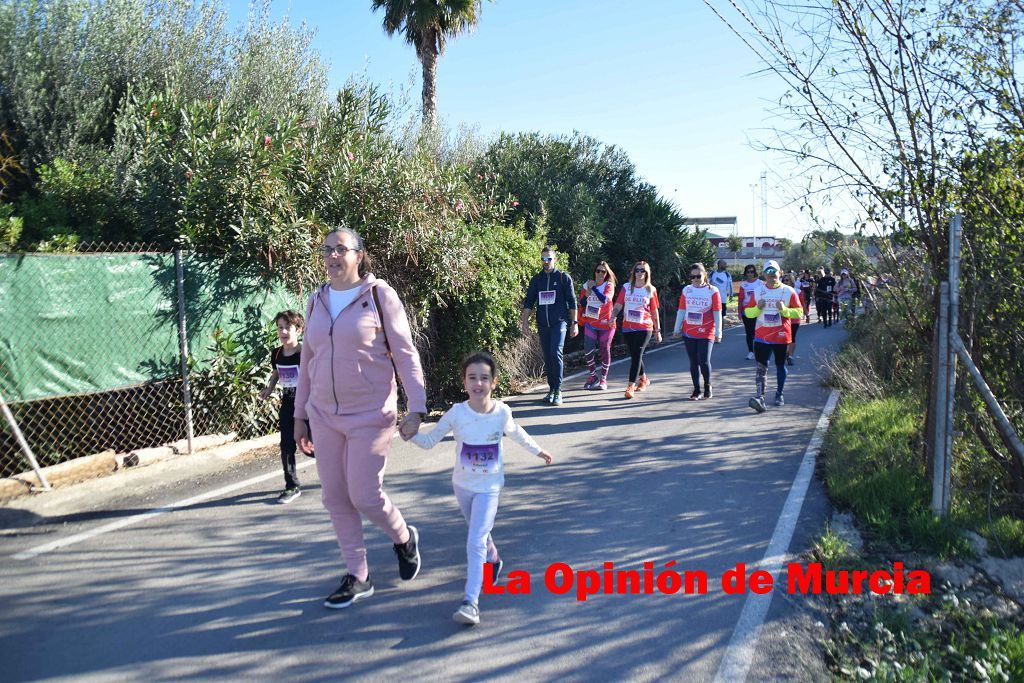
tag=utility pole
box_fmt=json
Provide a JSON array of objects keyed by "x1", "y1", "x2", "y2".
[
  {"x1": 760, "y1": 171, "x2": 768, "y2": 257},
  {"x1": 749, "y1": 183, "x2": 758, "y2": 260}
]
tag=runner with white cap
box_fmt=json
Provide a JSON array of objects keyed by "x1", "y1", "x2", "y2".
[{"x1": 743, "y1": 260, "x2": 803, "y2": 412}]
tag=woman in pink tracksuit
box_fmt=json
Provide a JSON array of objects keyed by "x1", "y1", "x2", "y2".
[{"x1": 294, "y1": 226, "x2": 428, "y2": 610}]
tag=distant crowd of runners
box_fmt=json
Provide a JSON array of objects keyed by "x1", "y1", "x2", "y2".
[{"x1": 258, "y1": 232, "x2": 865, "y2": 627}]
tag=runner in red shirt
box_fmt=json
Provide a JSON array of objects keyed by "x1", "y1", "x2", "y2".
[
  {"x1": 743, "y1": 260, "x2": 803, "y2": 412},
  {"x1": 672, "y1": 263, "x2": 722, "y2": 400},
  {"x1": 782, "y1": 272, "x2": 802, "y2": 366},
  {"x1": 612, "y1": 261, "x2": 662, "y2": 399},
  {"x1": 737, "y1": 264, "x2": 761, "y2": 360},
  {"x1": 578, "y1": 261, "x2": 617, "y2": 391}
]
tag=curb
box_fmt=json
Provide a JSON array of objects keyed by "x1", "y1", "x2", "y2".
[
  {"x1": 208, "y1": 434, "x2": 278, "y2": 460},
  {"x1": 0, "y1": 433, "x2": 278, "y2": 505},
  {"x1": 12, "y1": 450, "x2": 117, "y2": 491}
]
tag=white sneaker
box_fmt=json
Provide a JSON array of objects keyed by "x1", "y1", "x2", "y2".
[
  {"x1": 453, "y1": 600, "x2": 480, "y2": 625},
  {"x1": 746, "y1": 351, "x2": 755, "y2": 360}
]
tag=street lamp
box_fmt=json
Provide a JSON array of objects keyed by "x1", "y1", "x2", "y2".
[{"x1": 749, "y1": 183, "x2": 758, "y2": 260}]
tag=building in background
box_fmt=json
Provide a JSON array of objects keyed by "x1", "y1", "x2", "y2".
[{"x1": 707, "y1": 234, "x2": 785, "y2": 262}]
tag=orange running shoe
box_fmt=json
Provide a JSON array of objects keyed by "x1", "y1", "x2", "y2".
[
  {"x1": 624, "y1": 383, "x2": 635, "y2": 399},
  {"x1": 637, "y1": 374, "x2": 650, "y2": 392}
]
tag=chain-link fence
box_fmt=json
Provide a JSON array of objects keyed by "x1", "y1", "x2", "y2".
[{"x1": 0, "y1": 243, "x2": 300, "y2": 479}]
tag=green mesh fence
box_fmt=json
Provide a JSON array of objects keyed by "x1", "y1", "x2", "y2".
[{"x1": 0, "y1": 245, "x2": 300, "y2": 478}]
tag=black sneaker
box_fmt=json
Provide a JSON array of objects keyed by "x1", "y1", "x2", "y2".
[
  {"x1": 749, "y1": 396, "x2": 767, "y2": 413},
  {"x1": 775, "y1": 392, "x2": 785, "y2": 407},
  {"x1": 488, "y1": 558, "x2": 504, "y2": 583},
  {"x1": 324, "y1": 574, "x2": 374, "y2": 609},
  {"x1": 277, "y1": 488, "x2": 301, "y2": 504},
  {"x1": 393, "y1": 525, "x2": 421, "y2": 581},
  {"x1": 703, "y1": 385, "x2": 713, "y2": 400},
  {"x1": 689, "y1": 388, "x2": 702, "y2": 401}
]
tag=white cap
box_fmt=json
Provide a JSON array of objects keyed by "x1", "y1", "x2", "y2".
[
  {"x1": 763, "y1": 260, "x2": 781, "y2": 272},
  {"x1": 840, "y1": 268, "x2": 849, "y2": 275}
]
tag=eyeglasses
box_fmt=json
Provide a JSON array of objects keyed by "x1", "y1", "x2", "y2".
[
  {"x1": 541, "y1": 257, "x2": 553, "y2": 262},
  {"x1": 320, "y1": 245, "x2": 356, "y2": 257},
  {"x1": 764, "y1": 268, "x2": 778, "y2": 274},
  {"x1": 634, "y1": 268, "x2": 647, "y2": 274},
  {"x1": 690, "y1": 274, "x2": 702, "y2": 280}
]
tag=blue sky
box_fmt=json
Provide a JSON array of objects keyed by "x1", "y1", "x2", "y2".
[{"x1": 227, "y1": 0, "x2": 817, "y2": 240}]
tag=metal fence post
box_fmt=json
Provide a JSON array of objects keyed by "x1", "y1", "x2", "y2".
[
  {"x1": 931, "y1": 281, "x2": 950, "y2": 516},
  {"x1": 942, "y1": 215, "x2": 962, "y2": 513},
  {"x1": 174, "y1": 249, "x2": 195, "y2": 455},
  {"x1": 0, "y1": 390, "x2": 50, "y2": 490}
]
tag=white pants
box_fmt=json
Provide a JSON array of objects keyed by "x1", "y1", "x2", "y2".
[{"x1": 454, "y1": 485, "x2": 501, "y2": 604}]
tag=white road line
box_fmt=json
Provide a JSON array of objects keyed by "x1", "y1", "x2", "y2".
[
  {"x1": 12, "y1": 459, "x2": 318, "y2": 561},
  {"x1": 713, "y1": 389, "x2": 841, "y2": 683}
]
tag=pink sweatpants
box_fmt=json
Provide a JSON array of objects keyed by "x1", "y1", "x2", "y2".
[{"x1": 307, "y1": 404, "x2": 410, "y2": 582}]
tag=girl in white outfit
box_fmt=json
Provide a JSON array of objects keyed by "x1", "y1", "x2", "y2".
[{"x1": 408, "y1": 352, "x2": 553, "y2": 625}]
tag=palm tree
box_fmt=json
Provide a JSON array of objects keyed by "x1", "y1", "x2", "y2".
[{"x1": 371, "y1": 0, "x2": 482, "y2": 130}]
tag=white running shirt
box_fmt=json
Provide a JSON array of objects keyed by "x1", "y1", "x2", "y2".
[{"x1": 410, "y1": 400, "x2": 541, "y2": 493}]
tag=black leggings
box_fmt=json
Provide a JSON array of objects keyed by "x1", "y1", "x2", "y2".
[
  {"x1": 279, "y1": 395, "x2": 313, "y2": 489},
  {"x1": 625, "y1": 330, "x2": 652, "y2": 383},
  {"x1": 815, "y1": 297, "x2": 832, "y2": 324},
  {"x1": 742, "y1": 315, "x2": 757, "y2": 352},
  {"x1": 684, "y1": 337, "x2": 714, "y2": 389}
]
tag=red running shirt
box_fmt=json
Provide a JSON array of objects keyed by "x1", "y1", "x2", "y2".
[
  {"x1": 616, "y1": 284, "x2": 660, "y2": 331},
  {"x1": 677, "y1": 285, "x2": 721, "y2": 340},
  {"x1": 578, "y1": 280, "x2": 615, "y2": 330},
  {"x1": 751, "y1": 282, "x2": 802, "y2": 345},
  {"x1": 738, "y1": 279, "x2": 762, "y2": 314}
]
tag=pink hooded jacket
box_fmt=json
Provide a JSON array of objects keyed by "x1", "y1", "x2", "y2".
[{"x1": 294, "y1": 274, "x2": 427, "y2": 419}]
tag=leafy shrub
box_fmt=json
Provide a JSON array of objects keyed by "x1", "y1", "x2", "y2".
[
  {"x1": 187, "y1": 328, "x2": 276, "y2": 439},
  {"x1": 15, "y1": 156, "x2": 138, "y2": 245},
  {"x1": 428, "y1": 220, "x2": 545, "y2": 400}
]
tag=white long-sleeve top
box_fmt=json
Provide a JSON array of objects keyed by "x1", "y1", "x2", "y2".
[{"x1": 410, "y1": 400, "x2": 542, "y2": 493}]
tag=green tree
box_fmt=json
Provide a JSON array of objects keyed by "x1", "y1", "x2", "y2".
[
  {"x1": 370, "y1": 0, "x2": 481, "y2": 130},
  {"x1": 478, "y1": 131, "x2": 712, "y2": 291},
  {"x1": 782, "y1": 238, "x2": 828, "y2": 273},
  {"x1": 726, "y1": 235, "x2": 743, "y2": 264},
  {"x1": 0, "y1": 0, "x2": 327, "y2": 182}
]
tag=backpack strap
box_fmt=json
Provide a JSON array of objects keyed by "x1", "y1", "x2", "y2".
[
  {"x1": 305, "y1": 285, "x2": 324, "y2": 322},
  {"x1": 370, "y1": 285, "x2": 400, "y2": 380}
]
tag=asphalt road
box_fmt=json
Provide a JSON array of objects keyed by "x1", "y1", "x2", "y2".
[{"x1": 0, "y1": 319, "x2": 845, "y2": 682}]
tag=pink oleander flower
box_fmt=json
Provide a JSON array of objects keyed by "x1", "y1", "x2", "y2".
[
  {"x1": 346, "y1": 151, "x2": 355, "y2": 161},
  {"x1": 455, "y1": 200, "x2": 465, "y2": 211},
  {"x1": 512, "y1": 201, "x2": 520, "y2": 207},
  {"x1": 264, "y1": 135, "x2": 272, "y2": 149}
]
